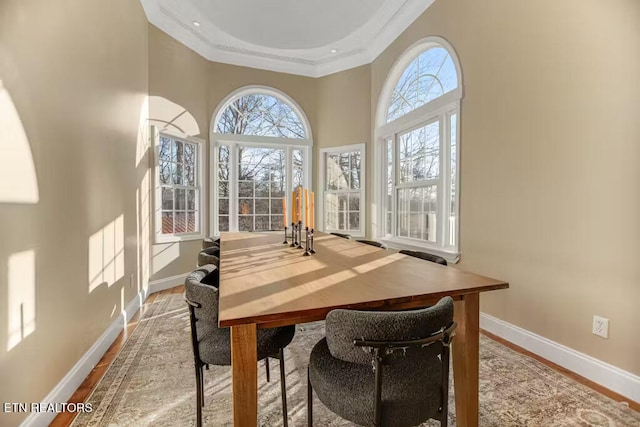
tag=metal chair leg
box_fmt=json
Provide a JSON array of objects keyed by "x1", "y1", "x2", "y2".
[
  {"x1": 307, "y1": 366, "x2": 313, "y2": 427},
  {"x1": 195, "y1": 364, "x2": 202, "y2": 427},
  {"x1": 200, "y1": 366, "x2": 205, "y2": 407},
  {"x1": 265, "y1": 357, "x2": 271, "y2": 382},
  {"x1": 278, "y1": 348, "x2": 288, "y2": 427}
]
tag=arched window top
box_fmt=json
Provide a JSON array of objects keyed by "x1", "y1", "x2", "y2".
[
  {"x1": 379, "y1": 37, "x2": 462, "y2": 126},
  {"x1": 213, "y1": 87, "x2": 309, "y2": 140}
]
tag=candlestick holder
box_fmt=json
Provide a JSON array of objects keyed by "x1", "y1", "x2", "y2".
[
  {"x1": 303, "y1": 227, "x2": 311, "y2": 256},
  {"x1": 283, "y1": 226, "x2": 289, "y2": 244},
  {"x1": 290, "y1": 223, "x2": 297, "y2": 247},
  {"x1": 310, "y1": 228, "x2": 316, "y2": 254},
  {"x1": 297, "y1": 221, "x2": 303, "y2": 249}
]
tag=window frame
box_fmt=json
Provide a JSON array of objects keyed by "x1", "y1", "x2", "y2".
[
  {"x1": 318, "y1": 143, "x2": 366, "y2": 238},
  {"x1": 152, "y1": 127, "x2": 206, "y2": 243},
  {"x1": 374, "y1": 37, "x2": 463, "y2": 263},
  {"x1": 210, "y1": 86, "x2": 313, "y2": 234}
]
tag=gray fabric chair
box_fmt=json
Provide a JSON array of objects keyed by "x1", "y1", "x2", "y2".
[
  {"x1": 307, "y1": 297, "x2": 456, "y2": 427},
  {"x1": 185, "y1": 265, "x2": 295, "y2": 427},
  {"x1": 197, "y1": 246, "x2": 220, "y2": 267},
  {"x1": 330, "y1": 232, "x2": 352, "y2": 239},
  {"x1": 202, "y1": 237, "x2": 220, "y2": 249},
  {"x1": 356, "y1": 239, "x2": 388, "y2": 249},
  {"x1": 399, "y1": 250, "x2": 447, "y2": 266}
]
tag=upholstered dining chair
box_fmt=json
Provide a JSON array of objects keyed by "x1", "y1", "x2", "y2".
[
  {"x1": 197, "y1": 246, "x2": 220, "y2": 267},
  {"x1": 330, "y1": 232, "x2": 352, "y2": 239},
  {"x1": 307, "y1": 297, "x2": 456, "y2": 427},
  {"x1": 398, "y1": 250, "x2": 447, "y2": 266},
  {"x1": 185, "y1": 265, "x2": 295, "y2": 427},
  {"x1": 202, "y1": 237, "x2": 220, "y2": 249},
  {"x1": 356, "y1": 239, "x2": 388, "y2": 249}
]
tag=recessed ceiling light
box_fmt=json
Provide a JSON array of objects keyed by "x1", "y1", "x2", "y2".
[
  {"x1": 193, "y1": 21, "x2": 200, "y2": 27},
  {"x1": 331, "y1": 49, "x2": 338, "y2": 54}
]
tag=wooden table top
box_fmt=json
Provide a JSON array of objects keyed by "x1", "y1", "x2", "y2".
[{"x1": 218, "y1": 232, "x2": 508, "y2": 328}]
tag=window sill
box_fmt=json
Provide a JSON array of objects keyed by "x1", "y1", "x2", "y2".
[
  {"x1": 155, "y1": 232, "x2": 205, "y2": 245},
  {"x1": 379, "y1": 238, "x2": 460, "y2": 264}
]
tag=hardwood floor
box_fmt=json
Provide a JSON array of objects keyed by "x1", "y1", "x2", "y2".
[
  {"x1": 482, "y1": 330, "x2": 640, "y2": 413},
  {"x1": 50, "y1": 286, "x2": 184, "y2": 427},
  {"x1": 51, "y1": 286, "x2": 638, "y2": 426}
]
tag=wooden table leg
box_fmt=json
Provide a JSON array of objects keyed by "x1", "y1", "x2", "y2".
[
  {"x1": 452, "y1": 293, "x2": 480, "y2": 427},
  {"x1": 231, "y1": 324, "x2": 258, "y2": 426}
]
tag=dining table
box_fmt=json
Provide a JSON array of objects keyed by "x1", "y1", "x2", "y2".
[{"x1": 218, "y1": 231, "x2": 509, "y2": 426}]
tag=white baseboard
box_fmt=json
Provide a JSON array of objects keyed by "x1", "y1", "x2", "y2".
[
  {"x1": 480, "y1": 312, "x2": 640, "y2": 404},
  {"x1": 148, "y1": 271, "x2": 189, "y2": 294},
  {"x1": 19, "y1": 273, "x2": 188, "y2": 427}
]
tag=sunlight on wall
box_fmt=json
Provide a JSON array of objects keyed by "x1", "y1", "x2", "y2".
[
  {"x1": 136, "y1": 96, "x2": 149, "y2": 167},
  {"x1": 7, "y1": 250, "x2": 36, "y2": 351},
  {"x1": 89, "y1": 215, "x2": 125, "y2": 293},
  {"x1": 0, "y1": 80, "x2": 39, "y2": 203},
  {"x1": 138, "y1": 171, "x2": 151, "y2": 291},
  {"x1": 149, "y1": 96, "x2": 200, "y2": 136},
  {"x1": 151, "y1": 242, "x2": 180, "y2": 275}
]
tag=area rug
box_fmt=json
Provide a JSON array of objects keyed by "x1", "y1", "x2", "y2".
[{"x1": 72, "y1": 293, "x2": 640, "y2": 427}]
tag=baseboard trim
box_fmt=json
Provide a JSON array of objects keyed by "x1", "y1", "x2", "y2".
[
  {"x1": 148, "y1": 271, "x2": 189, "y2": 294},
  {"x1": 20, "y1": 272, "x2": 188, "y2": 426},
  {"x1": 20, "y1": 291, "x2": 145, "y2": 427},
  {"x1": 480, "y1": 312, "x2": 640, "y2": 404}
]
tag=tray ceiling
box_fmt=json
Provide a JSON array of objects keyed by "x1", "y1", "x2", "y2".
[{"x1": 141, "y1": 0, "x2": 435, "y2": 77}]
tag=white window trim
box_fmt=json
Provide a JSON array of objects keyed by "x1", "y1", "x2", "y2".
[
  {"x1": 209, "y1": 86, "x2": 314, "y2": 235},
  {"x1": 373, "y1": 36, "x2": 463, "y2": 263},
  {"x1": 318, "y1": 144, "x2": 366, "y2": 238},
  {"x1": 152, "y1": 126, "x2": 207, "y2": 244}
]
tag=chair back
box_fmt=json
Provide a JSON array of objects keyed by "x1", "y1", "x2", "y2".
[
  {"x1": 325, "y1": 296, "x2": 454, "y2": 366},
  {"x1": 198, "y1": 246, "x2": 220, "y2": 267},
  {"x1": 202, "y1": 237, "x2": 220, "y2": 249},
  {"x1": 330, "y1": 232, "x2": 351, "y2": 239},
  {"x1": 185, "y1": 264, "x2": 220, "y2": 325},
  {"x1": 356, "y1": 239, "x2": 387, "y2": 249},
  {"x1": 399, "y1": 250, "x2": 447, "y2": 266}
]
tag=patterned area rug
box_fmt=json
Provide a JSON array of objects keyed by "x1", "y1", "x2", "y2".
[{"x1": 72, "y1": 293, "x2": 640, "y2": 427}]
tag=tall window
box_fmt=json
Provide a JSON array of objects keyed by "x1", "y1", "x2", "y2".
[
  {"x1": 154, "y1": 131, "x2": 204, "y2": 242},
  {"x1": 376, "y1": 37, "x2": 462, "y2": 258},
  {"x1": 212, "y1": 87, "x2": 312, "y2": 233},
  {"x1": 320, "y1": 144, "x2": 365, "y2": 236}
]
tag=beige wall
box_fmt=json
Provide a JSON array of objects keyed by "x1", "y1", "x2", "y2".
[
  {"x1": 316, "y1": 66, "x2": 372, "y2": 231},
  {"x1": 372, "y1": 0, "x2": 640, "y2": 374},
  {"x1": 0, "y1": 0, "x2": 149, "y2": 425},
  {"x1": 148, "y1": 25, "x2": 211, "y2": 281}
]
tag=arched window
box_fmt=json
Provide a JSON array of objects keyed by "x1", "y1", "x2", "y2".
[
  {"x1": 376, "y1": 37, "x2": 462, "y2": 261},
  {"x1": 211, "y1": 87, "x2": 312, "y2": 233}
]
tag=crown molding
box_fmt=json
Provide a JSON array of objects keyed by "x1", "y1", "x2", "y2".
[{"x1": 140, "y1": 0, "x2": 435, "y2": 77}]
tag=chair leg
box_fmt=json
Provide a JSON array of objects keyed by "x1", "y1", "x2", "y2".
[
  {"x1": 200, "y1": 365, "x2": 205, "y2": 407},
  {"x1": 278, "y1": 348, "x2": 289, "y2": 427},
  {"x1": 307, "y1": 367, "x2": 313, "y2": 427},
  {"x1": 195, "y1": 364, "x2": 203, "y2": 427},
  {"x1": 265, "y1": 357, "x2": 271, "y2": 382}
]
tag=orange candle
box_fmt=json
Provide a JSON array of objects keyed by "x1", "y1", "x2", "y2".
[
  {"x1": 297, "y1": 187, "x2": 303, "y2": 222},
  {"x1": 311, "y1": 191, "x2": 315, "y2": 230},
  {"x1": 291, "y1": 191, "x2": 296, "y2": 224},
  {"x1": 304, "y1": 189, "x2": 310, "y2": 228},
  {"x1": 282, "y1": 197, "x2": 287, "y2": 228}
]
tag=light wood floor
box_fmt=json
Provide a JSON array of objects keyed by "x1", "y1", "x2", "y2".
[{"x1": 51, "y1": 286, "x2": 638, "y2": 426}]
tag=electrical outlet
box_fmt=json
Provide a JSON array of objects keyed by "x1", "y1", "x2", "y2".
[{"x1": 592, "y1": 315, "x2": 609, "y2": 338}]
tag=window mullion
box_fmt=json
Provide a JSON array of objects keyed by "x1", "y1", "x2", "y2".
[
  {"x1": 229, "y1": 143, "x2": 239, "y2": 232},
  {"x1": 438, "y1": 113, "x2": 448, "y2": 247}
]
